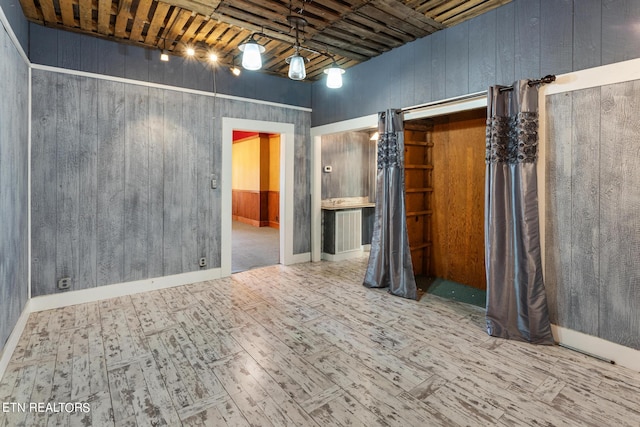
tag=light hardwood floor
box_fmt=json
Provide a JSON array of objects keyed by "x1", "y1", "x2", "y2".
[{"x1": 1, "y1": 257, "x2": 639, "y2": 426}]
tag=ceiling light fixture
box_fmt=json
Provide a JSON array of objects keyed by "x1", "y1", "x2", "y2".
[
  {"x1": 160, "y1": 38, "x2": 169, "y2": 62},
  {"x1": 231, "y1": 67, "x2": 241, "y2": 76},
  {"x1": 186, "y1": 46, "x2": 195, "y2": 56},
  {"x1": 238, "y1": 34, "x2": 265, "y2": 70},
  {"x1": 324, "y1": 61, "x2": 345, "y2": 88},
  {"x1": 208, "y1": 52, "x2": 218, "y2": 63},
  {"x1": 286, "y1": 15, "x2": 308, "y2": 81}
]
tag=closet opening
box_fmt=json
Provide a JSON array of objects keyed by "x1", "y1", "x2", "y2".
[{"x1": 404, "y1": 108, "x2": 487, "y2": 306}]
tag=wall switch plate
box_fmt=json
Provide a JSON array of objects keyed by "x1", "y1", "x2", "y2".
[
  {"x1": 199, "y1": 257, "x2": 207, "y2": 268},
  {"x1": 211, "y1": 175, "x2": 218, "y2": 189},
  {"x1": 57, "y1": 277, "x2": 71, "y2": 290}
]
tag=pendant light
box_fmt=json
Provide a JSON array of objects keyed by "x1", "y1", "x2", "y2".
[
  {"x1": 287, "y1": 47, "x2": 307, "y2": 80},
  {"x1": 238, "y1": 34, "x2": 265, "y2": 70},
  {"x1": 286, "y1": 15, "x2": 308, "y2": 81},
  {"x1": 324, "y1": 62, "x2": 345, "y2": 88}
]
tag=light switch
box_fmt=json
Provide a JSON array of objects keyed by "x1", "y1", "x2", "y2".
[{"x1": 211, "y1": 174, "x2": 218, "y2": 189}]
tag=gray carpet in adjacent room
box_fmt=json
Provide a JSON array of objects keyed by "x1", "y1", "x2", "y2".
[{"x1": 232, "y1": 220, "x2": 279, "y2": 273}]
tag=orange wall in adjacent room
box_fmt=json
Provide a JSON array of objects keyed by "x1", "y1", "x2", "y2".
[{"x1": 231, "y1": 133, "x2": 280, "y2": 228}]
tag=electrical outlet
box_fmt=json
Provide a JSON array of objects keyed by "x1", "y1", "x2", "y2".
[
  {"x1": 199, "y1": 257, "x2": 207, "y2": 268},
  {"x1": 57, "y1": 277, "x2": 71, "y2": 290}
]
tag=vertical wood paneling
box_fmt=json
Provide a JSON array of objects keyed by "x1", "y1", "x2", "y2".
[
  {"x1": 123, "y1": 85, "x2": 150, "y2": 281},
  {"x1": 495, "y1": 1, "x2": 515, "y2": 85},
  {"x1": 598, "y1": 80, "x2": 640, "y2": 349},
  {"x1": 570, "y1": 88, "x2": 600, "y2": 335},
  {"x1": 514, "y1": 0, "x2": 540, "y2": 80},
  {"x1": 468, "y1": 10, "x2": 497, "y2": 93},
  {"x1": 163, "y1": 90, "x2": 184, "y2": 275},
  {"x1": 147, "y1": 88, "x2": 165, "y2": 278},
  {"x1": 430, "y1": 31, "x2": 446, "y2": 101},
  {"x1": 601, "y1": 0, "x2": 640, "y2": 65},
  {"x1": 181, "y1": 93, "x2": 199, "y2": 271},
  {"x1": 57, "y1": 31, "x2": 82, "y2": 70},
  {"x1": 96, "y1": 80, "x2": 126, "y2": 285},
  {"x1": 196, "y1": 95, "x2": 213, "y2": 268},
  {"x1": 97, "y1": 39, "x2": 126, "y2": 78},
  {"x1": 0, "y1": 26, "x2": 29, "y2": 348},
  {"x1": 321, "y1": 132, "x2": 371, "y2": 200},
  {"x1": 544, "y1": 92, "x2": 572, "y2": 326},
  {"x1": 124, "y1": 45, "x2": 150, "y2": 82},
  {"x1": 431, "y1": 110, "x2": 486, "y2": 289},
  {"x1": 546, "y1": 79, "x2": 640, "y2": 351},
  {"x1": 294, "y1": 110, "x2": 311, "y2": 254},
  {"x1": 573, "y1": 0, "x2": 602, "y2": 71},
  {"x1": 78, "y1": 78, "x2": 98, "y2": 289},
  {"x1": 209, "y1": 98, "x2": 222, "y2": 268},
  {"x1": 55, "y1": 74, "x2": 81, "y2": 289},
  {"x1": 445, "y1": 22, "x2": 469, "y2": 98},
  {"x1": 540, "y1": 0, "x2": 573, "y2": 76},
  {"x1": 30, "y1": 71, "x2": 311, "y2": 295},
  {"x1": 413, "y1": 36, "x2": 432, "y2": 104},
  {"x1": 31, "y1": 71, "x2": 58, "y2": 297}
]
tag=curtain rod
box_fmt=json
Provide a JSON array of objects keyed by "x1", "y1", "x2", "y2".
[
  {"x1": 499, "y1": 74, "x2": 556, "y2": 92},
  {"x1": 401, "y1": 91, "x2": 487, "y2": 113}
]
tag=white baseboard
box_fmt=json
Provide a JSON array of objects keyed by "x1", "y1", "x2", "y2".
[
  {"x1": 552, "y1": 324, "x2": 640, "y2": 372},
  {"x1": 0, "y1": 300, "x2": 32, "y2": 381},
  {"x1": 289, "y1": 252, "x2": 311, "y2": 264},
  {"x1": 29, "y1": 268, "x2": 222, "y2": 312},
  {"x1": 322, "y1": 249, "x2": 365, "y2": 262}
]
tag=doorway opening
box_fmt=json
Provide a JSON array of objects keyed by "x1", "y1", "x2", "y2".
[
  {"x1": 405, "y1": 109, "x2": 487, "y2": 306},
  {"x1": 231, "y1": 131, "x2": 280, "y2": 273},
  {"x1": 221, "y1": 118, "x2": 295, "y2": 278}
]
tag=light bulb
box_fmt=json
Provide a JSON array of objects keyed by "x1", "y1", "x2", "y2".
[
  {"x1": 160, "y1": 51, "x2": 169, "y2": 62},
  {"x1": 324, "y1": 65, "x2": 344, "y2": 88},
  {"x1": 240, "y1": 41, "x2": 264, "y2": 70},
  {"x1": 287, "y1": 53, "x2": 306, "y2": 80},
  {"x1": 186, "y1": 46, "x2": 195, "y2": 56},
  {"x1": 208, "y1": 53, "x2": 218, "y2": 63}
]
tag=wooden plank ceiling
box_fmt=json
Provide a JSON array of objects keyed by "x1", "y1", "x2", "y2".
[{"x1": 19, "y1": 0, "x2": 512, "y2": 80}]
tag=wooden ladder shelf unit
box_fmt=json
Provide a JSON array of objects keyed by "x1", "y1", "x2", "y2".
[{"x1": 404, "y1": 122, "x2": 434, "y2": 276}]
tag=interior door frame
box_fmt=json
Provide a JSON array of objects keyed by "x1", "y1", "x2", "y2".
[{"x1": 221, "y1": 118, "x2": 295, "y2": 276}]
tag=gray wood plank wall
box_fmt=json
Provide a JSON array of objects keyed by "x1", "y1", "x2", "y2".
[
  {"x1": 0, "y1": 18, "x2": 29, "y2": 350},
  {"x1": 0, "y1": 0, "x2": 28, "y2": 51},
  {"x1": 28, "y1": 25, "x2": 312, "y2": 110},
  {"x1": 311, "y1": 0, "x2": 640, "y2": 126},
  {"x1": 545, "y1": 80, "x2": 640, "y2": 350},
  {"x1": 321, "y1": 131, "x2": 374, "y2": 201},
  {"x1": 31, "y1": 70, "x2": 311, "y2": 296}
]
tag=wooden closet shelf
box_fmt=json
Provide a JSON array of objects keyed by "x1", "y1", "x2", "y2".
[
  {"x1": 405, "y1": 164, "x2": 434, "y2": 169},
  {"x1": 410, "y1": 243, "x2": 432, "y2": 250},
  {"x1": 406, "y1": 188, "x2": 433, "y2": 193},
  {"x1": 406, "y1": 210, "x2": 433, "y2": 216},
  {"x1": 404, "y1": 141, "x2": 434, "y2": 147}
]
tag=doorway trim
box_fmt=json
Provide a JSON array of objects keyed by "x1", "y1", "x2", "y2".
[
  {"x1": 310, "y1": 94, "x2": 487, "y2": 262},
  {"x1": 222, "y1": 118, "x2": 295, "y2": 276}
]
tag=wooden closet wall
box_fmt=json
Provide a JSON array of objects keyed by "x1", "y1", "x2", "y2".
[{"x1": 405, "y1": 109, "x2": 487, "y2": 290}]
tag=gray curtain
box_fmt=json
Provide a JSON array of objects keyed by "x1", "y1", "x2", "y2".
[
  {"x1": 363, "y1": 109, "x2": 417, "y2": 300},
  {"x1": 485, "y1": 81, "x2": 554, "y2": 344}
]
